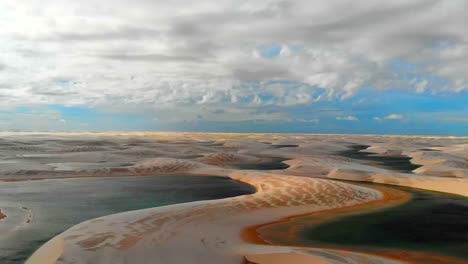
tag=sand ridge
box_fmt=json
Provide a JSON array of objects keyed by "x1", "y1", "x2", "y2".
[{"x1": 27, "y1": 172, "x2": 385, "y2": 264}]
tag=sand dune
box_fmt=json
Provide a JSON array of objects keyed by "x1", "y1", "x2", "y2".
[
  {"x1": 0, "y1": 132, "x2": 465, "y2": 263},
  {"x1": 27, "y1": 172, "x2": 384, "y2": 264}
]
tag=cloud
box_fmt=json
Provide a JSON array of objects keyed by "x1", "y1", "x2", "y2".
[
  {"x1": 384, "y1": 114, "x2": 404, "y2": 120},
  {"x1": 336, "y1": 115, "x2": 359, "y2": 121},
  {"x1": 0, "y1": 0, "x2": 466, "y2": 123},
  {"x1": 373, "y1": 114, "x2": 405, "y2": 122},
  {"x1": 295, "y1": 118, "x2": 320, "y2": 123}
]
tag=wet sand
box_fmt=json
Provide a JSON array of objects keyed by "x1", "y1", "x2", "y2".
[
  {"x1": 247, "y1": 182, "x2": 468, "y2": 263},
  {"x1": 243, "y1": 183, "x2": 411, "y2": 246}
]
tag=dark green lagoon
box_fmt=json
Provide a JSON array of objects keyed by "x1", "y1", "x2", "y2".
[
  {"x1": 337, "y1": 144, "x2": 421, "y2": 173},
  {"x1": 0, "y1": 175, "x2": 255, "y2": 264},
  {"x1": 300, "y1": 184, "x2": 468, "y2": 260}
]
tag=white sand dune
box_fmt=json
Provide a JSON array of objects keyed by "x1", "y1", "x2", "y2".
[
  {"x1": 27, "y1": 172, "x2": 385, "y2": 264},
  {"x1": 0, "y1": 132, "x2": 465, "y2": 263}
]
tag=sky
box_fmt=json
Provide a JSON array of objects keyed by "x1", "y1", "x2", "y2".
[{"x1": 0, "y1": 0, "x2": 467, "y2": 135}]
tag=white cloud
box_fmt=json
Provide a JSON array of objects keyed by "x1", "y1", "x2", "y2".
[
  {"x1": 415, "y1": 79, "x2": 428, "y2": 93},
  {"x1": 336, "y1": 115, "x2": 359, "y2": 121},
  {"x1": 373, "y1": 114, "x2": 405, "y2": 122},
  {"x1": 384, "y1": 114, "x2": 404, "y2": 120},
  {"x1": 0, "y1": 0, "x2": 466, "y2": 122},
  {"x1": 296, "y1": 118, "x2": 320, "y2": 123}
]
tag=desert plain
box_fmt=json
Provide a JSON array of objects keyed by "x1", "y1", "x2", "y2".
[{"x1": 0, "y1": 132, "x2": 466, "y2": 264}]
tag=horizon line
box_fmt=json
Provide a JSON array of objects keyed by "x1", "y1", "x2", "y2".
[{"x1": 0, "y1": 131, "x2": 466, "y2": 138}]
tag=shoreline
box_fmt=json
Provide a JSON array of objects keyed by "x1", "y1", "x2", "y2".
[
  {"x1": 241, "y1": 183, "x2": 411, "y2": 246},
  {"x1": 9, "y1": 172, "x2": 468, "y2": 263},
  {"x1": 27, "y1": 171, "x2": 466, "y2": 264},
  {"x1": 243, "y1": 183, "x2": 468, "y2": 264},
  {"x1": 244, "y1": 246, "x2": 468, "y2": 264},
  {"x1": 27, "y1": 172, "x2": 385, "y2": 264}
]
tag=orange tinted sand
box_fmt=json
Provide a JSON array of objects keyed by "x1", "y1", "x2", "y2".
[
  {"x1": 242, "y1": 184, "x2": 468, "y2": 264},
  {"x1": 244, "y1": 250, "x2": 468, "y2": 264},
  {"x1": 371, "y1": 250, "x2": 468, "y2": 264},
  {"x1": 242, "y1": 184, "x2": 410, "y2": 246},
  {"x1": 0, "y1": 209, "x2": 6, "y2": 220}
]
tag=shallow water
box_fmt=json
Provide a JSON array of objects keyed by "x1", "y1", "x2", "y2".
[
  {"x1": 337, "y1": 144, "x2": 421, "y2": 173},
  {"x1": 260, "y1": 142, "x2": 299, "y2": 149},
  {"x1": 229, "y1": 157, "x2": 290, "y2": 170},
  {"x1": 0, "y1": 175, "x2": 255, "y2": 264}
]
